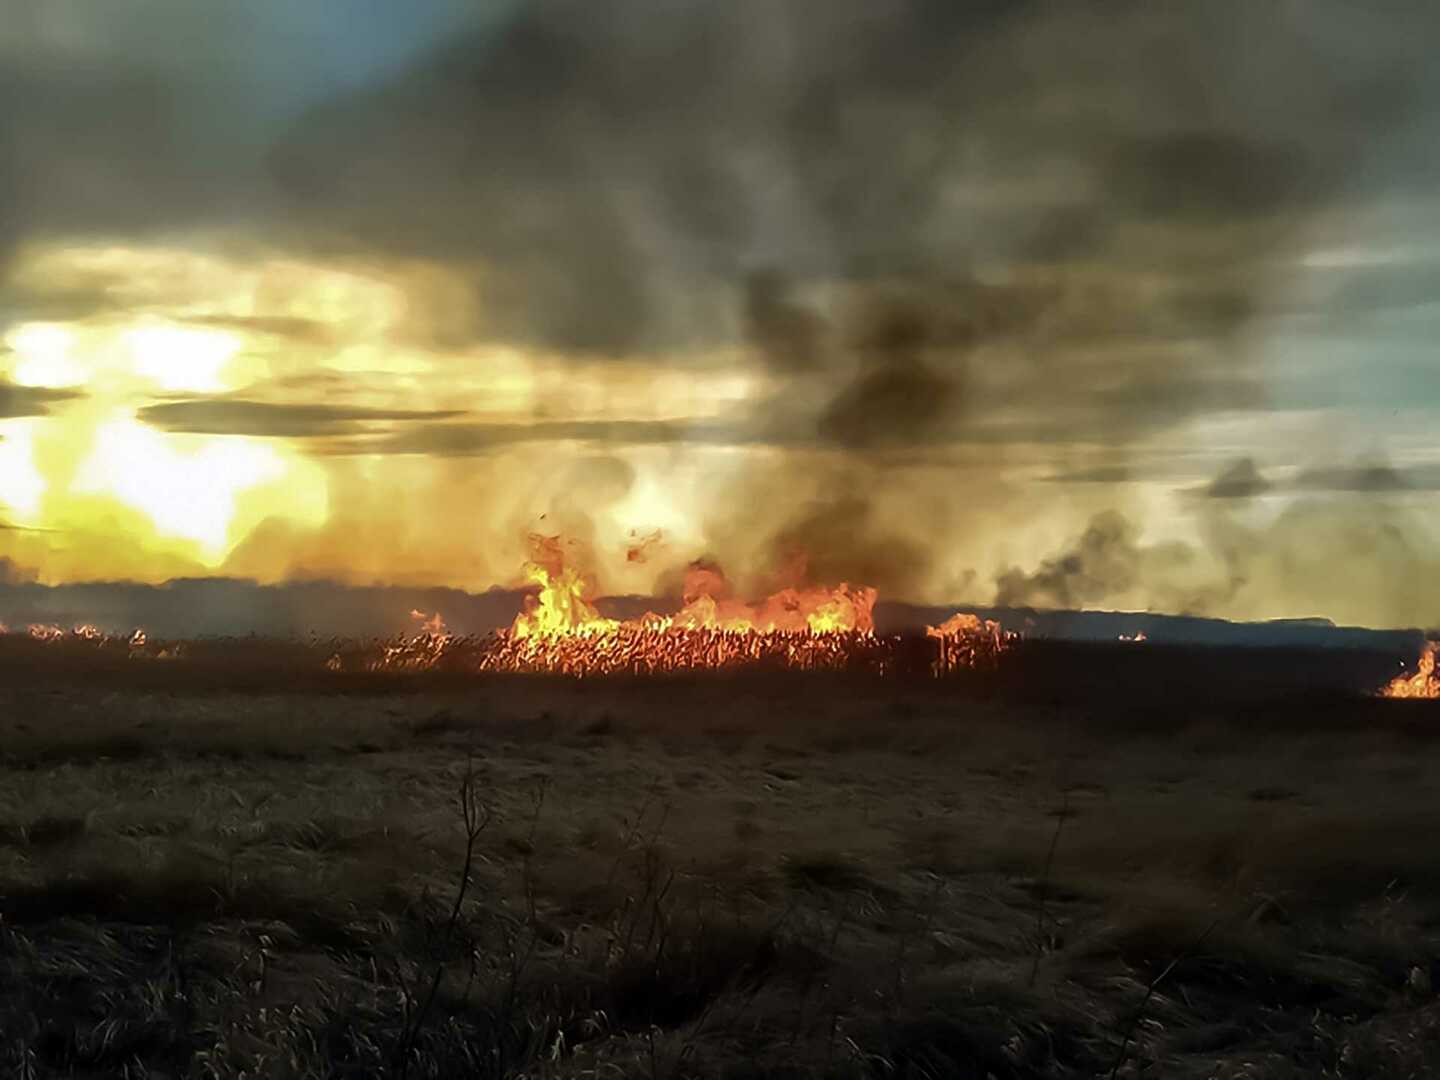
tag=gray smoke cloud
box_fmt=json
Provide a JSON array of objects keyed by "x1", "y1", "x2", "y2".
[
  {"x1": 4, "y1": 1, "x2": 1440, "y2": 624},
  {"x1": 998, "y1": 457, "x2": 1440, "y2": 629}
]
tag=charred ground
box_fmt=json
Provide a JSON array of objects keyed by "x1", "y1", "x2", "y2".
[{"x1": 2, "y1": 642, "x2": 1440, "y2": 1078}]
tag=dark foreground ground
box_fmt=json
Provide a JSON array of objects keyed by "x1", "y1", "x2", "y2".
[{"x1": 2, "y1": 641, "x2": 1439, "y2": 1078}]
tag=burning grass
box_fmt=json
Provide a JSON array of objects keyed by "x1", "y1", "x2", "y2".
[
  {"x1": 1382, "y1": 641, "x2": 1440, "y2": 700},
  {"x1": 5, "y1": 536, "x2": 1018, "y2": 682},
  {"x1": 330, "y1": 536, "x2": 1016, "y2": 678}
]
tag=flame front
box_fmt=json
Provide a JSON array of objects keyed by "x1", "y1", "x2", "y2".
[
  {"x1": 511, "y1": 536, "x2": 619, "y2": 640},
  {"x1": 1382, "y1": 642, "x2": 1440, "y2": 699},
  {"x1": 336, "y1": 537, "x2": 1010, "y2": 678}
]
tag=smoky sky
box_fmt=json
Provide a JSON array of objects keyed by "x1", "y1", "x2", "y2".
[
  {"x1": 5, "y1": 1, "x2": 1440, "y2": 623},
  {"x1": 9, "y1": 1, "x2": 1440, "y2": 430}
]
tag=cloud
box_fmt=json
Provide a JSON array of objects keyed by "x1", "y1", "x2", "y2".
[
  {"x1": 137, "y1": 399, "x2": 464, "y2": 438},
  {"x1": 180, "y1": 315, "x2": 339, "y2": 344},
  {"x1": 0, "y1": 381, "x2": 81, "y2": 418},
  {"x1": 1204, "y1": 458, "x2": 1272, "y2": 500},
  {"x1": 1295, "y1": 463, "x2": 1440, "y2": 493},
  {"x1": 996, "y1": 455, "x2": 1440, "y2": 628},
  {"x1": 5, "y1": 1, "x2": 1440, "y2": 622},
  {"x1": 1044, "y1": 466, "x2": 1136, "y2": 485},
  {"x1": 368, "y1": 418, "x2": 704, "y2": 456}
]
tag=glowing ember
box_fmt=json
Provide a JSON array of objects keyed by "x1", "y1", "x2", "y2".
[{"x1": 1381, "y1": 642, "x2": 1440, "y2": 699}]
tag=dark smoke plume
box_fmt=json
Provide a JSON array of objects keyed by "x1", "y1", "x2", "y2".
[{"x1": 4, "y1": 1, "x2": 1440, "y2": 623}]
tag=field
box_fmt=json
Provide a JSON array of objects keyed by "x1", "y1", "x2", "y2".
[{"x1": 2, "y1": 640, "x2": 1440, "y2": 1078}]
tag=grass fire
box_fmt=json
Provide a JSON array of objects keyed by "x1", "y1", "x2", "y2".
[
  {"x1": 323, "y1": 537, "x2": 1013, "y2": 678},
  {"x1": 7, "y1": 2, "x2": 1440, "y2": 1077}
]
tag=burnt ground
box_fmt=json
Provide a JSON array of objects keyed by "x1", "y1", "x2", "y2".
[{"x1": 2, "y1": 640, "x2": 1439, "y2": 1078}]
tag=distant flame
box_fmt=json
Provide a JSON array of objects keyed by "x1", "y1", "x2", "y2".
[
  {"x1": 410, "y1": 609, "x2": 448, "y2": 635},
  {"x1": 926, "y1": 612, "x2": 1015, "y2": 676},
  {"x1": 1382, "y1": 642, "x2": 1440, "y2": 699},
  {"x1": 336, "y1": 538, "x2": 1011, "y2": 678}
]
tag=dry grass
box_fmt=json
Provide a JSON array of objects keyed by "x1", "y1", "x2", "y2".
[{"x1": 1, "y1": 664, "x2": 1439, "y2": 1077}]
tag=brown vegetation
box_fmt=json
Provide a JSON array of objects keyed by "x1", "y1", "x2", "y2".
[{"x1": 2, "y1": 654, "x2": 1440, "y2": 1077}]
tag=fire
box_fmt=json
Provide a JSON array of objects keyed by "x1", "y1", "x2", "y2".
[
  {"x1": 0, "y1": 621, "x2": 177, "y2": 659},
  {"x1": 409, "y1": 609, "x2": 448, "y2": 635},
  {"x1": 511, "y1": 536, "x2": 618, "y2": 640},
  {"x1": 1382, "y1": 642, "x2": 1440, "y2": 700},
  {"x1": 329, "y1": 537, "x2": 1012, "y2": 678},
  {"x1": 1119, "y1": 631, "x2": 1147, "y2": 643},
  {"x1": 926, "y1": 612, "x2": 1015, "y2": 676}
]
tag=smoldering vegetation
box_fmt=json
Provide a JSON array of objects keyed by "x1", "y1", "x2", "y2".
[{"x1": 3, "y1": 668, "x2": 1440, "y2": 1078}]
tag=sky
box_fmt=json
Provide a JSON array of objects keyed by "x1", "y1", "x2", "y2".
[{"x1": 2, "y1": 0, "x2": 1440, "y2": 629}]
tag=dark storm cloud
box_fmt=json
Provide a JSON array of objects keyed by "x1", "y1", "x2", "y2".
[
  {"x1": 0, "y1": 380, "x2": 81, "y2": 418},
  {"x1": 11, "y1": 0, "x2": 1439, "y2": 437},
  {"x1": 138, "y1": 399, "x2": 464, "y2": 438},
  {"x1": 0, "y1": 58, "x2": 218, "y2": 261},
  {"x1": 368, "y1": 418, "x2": 711, "y2": 456},
  {"x1": 1105, "y1": 132, "x2": 1322, "y2": 222},
  {"x1": 270, "y1": 0, "x2": 1409, "y2": 383},
  {"x1": 7, "y1": 0, "x2": 1440, "y2": 621},
  {"x1": 1203, "y1": 458, "x2": 1272, "y2": 500}
]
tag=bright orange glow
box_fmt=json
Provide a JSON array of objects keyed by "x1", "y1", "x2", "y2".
[
  {"x1": 1382, "y1": 642, "x2": 1440, "y2": 699},
  {"x1": 926, "y1": 611, "x2": 1015, "y2": 676},
  {"x1": 70, "y1": 418, "x2": 326, "y2": 565},
  {"x1": 125, "y1": 321, "x2": 242, "y2": 393},
  {"x1": 511, "y1": 535, "x2": 619, "y2": 639},
  {"x1": 323, "y1": 537, "x2": 1013, "y2": 678}
]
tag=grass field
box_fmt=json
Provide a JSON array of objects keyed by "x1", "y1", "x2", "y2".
[{"x1": 2, "y1": 644, "x2": 1440, "y2": 1078}]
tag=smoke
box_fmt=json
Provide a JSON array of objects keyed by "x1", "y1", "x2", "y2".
[
  {"x1": 261, "y1": 0, "x2": 1439, "y2": 600},
  {"x1": 1205, "y1": 459, "x2": 1272, "y2": 500},
  {"x1": 998, "y1": 459, "x2": 1440, "y2": 629},
  {"x1": 4, "y1": 1, "x2": 1440, "y2": 622}
]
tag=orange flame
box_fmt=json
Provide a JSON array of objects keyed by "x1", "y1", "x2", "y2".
[
  {"x1": 511, "y1": 535, "x2": 618, "y2": 639},
  {"x1": 1382, "y1": 642, "x2": 1440, "y2": 699},
  {"x1": 335, "y1": 540, "x2": 1013, "y2": 678},
  {"x1": 410, "y1": 609, "x2": 448, "y2": 636},
  {"x1": 926, "y1": 612, "x2": 1015, "y2": 676}
]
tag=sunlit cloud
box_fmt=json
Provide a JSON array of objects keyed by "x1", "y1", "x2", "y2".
[
  {"x1": 125, "y1": 321, "x2": 243, "y2": 393},
  {"x1": 7, "y1": 323, "x2": 86, "y2": 389},
  {"x1": 0, "y1": 421, "x2": 47, "y2": 520},
  {"x1": 70, "y1": 417, "x2": 327, "y2": 566}
]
